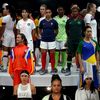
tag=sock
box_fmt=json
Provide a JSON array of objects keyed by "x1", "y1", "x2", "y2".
[
  {"x1": 35, "y1": 48, "x2": 40, "y2": 65},
  {"x1": 55, "y1": 51, "x2": 59, "y2": 69},
  {"x1": 67, "y1": 55, "x2": 72, "y2": 71},
  {"x1": 61, "y1": 51, "x2": 67, "y2": 69},
  {"x1": 41, "y1": 52, "x2": 47, "y2": 70},
  {"x1": 45, "y1": 52, "x2": 49, "y2": 69},
  {"x1": 2, "y1": 51, "x2": 8, "y2": 70},
  {"x1": 50, "y1": 52, "x2": 55, "y2": 71}
]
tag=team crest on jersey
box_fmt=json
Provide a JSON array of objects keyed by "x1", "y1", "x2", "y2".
[
  {"x1": 27, "y1": 23, "x2": 30, "y2": 26},
  {"x1": 51, "y1": 22, "x2": 53, "y2": 25}
]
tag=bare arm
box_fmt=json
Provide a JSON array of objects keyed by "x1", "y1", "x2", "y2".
[
  {"x1": 0, "y1": 23, "x2": 6, "y2": 39},
  {"x1": 13, "y1": 85, "x2": 18, "y2": 95},
  {"x1": 96, "y1": 51, "x2": 99, "y2": 70},
  {"x1": 78, "y1": 53, "x2": 84, "y2": 73},
  {"x1": 31, "y1": 84, "x2": 36, "y2": 95}
]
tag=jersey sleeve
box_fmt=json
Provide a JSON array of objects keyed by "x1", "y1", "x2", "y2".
[
  {"x1": 84, "y1": 14, "x2": 91, "y2": 24},
  {"x1": 2, "y1": 15, "x2": 10, "y2": 23},
  {"x1": 54, "y1": 20, "x2": 58, "y2": 29},
  {"x1": 16, "y1": 21, "x2": 20, "y2": 29},
  {"x1": 31, "y1": 20, "x2": 36, "y2": 30},
  {"x1": 8, "y1": 49, "x2": 14, "y2": 75},
  {"x1": 77, "y1": 41, "x2": 83, "y2": 54},
  {"x1": 75, "y1": 89, "x2": 81, "y2": 100}
]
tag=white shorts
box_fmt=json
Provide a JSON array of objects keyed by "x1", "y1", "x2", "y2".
[
  {"x1": 40, "y1": 41, "x2": 56, "y2": 50},
  {"x1": 56, "y1": 41, "x2": 66, "y2": 50},
  {"x1": 28, "y1": 40, "x2": 34, "y2": 52},
  {"x1": 2, "y1": 33, "x2": 15, "y2": 47}
]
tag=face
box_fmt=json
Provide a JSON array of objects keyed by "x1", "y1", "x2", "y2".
[
  {"x1": 71, "y1": 8, "x2": 79, "y2": 17},
  {"x1": 51, "y1": 80, "x2": 62, "y2": 94},
  {"x1": 85, "y1": 28, "x2": 92, "y2": 38},
  {"x1": 22, "y1": 10, "x2": 29, "y2": 19},
  {"x1": 57, "y1": 7, "x2": 64, "y2": 16},
  {"x1": 20, "y1": 73, "x2": 29, "y2": 83},
  {"x1": 40, "y1": 6, "x2": 46, "y2": 16},
  {"x1": 85, "y1": 77, "x2": 92, "y2": 86},
  {"x1": 46, "y1": 9, "x2": 52, "y2": 18},
  {"x1": 16, "y1": 34, "x2": 23, "y2": 44},
  {"x1": 92, "y1": 4, "x2": 96, "y2": 14},
  {"x1": 2, "y1": 7, "x2": 8, "y2": 16}
]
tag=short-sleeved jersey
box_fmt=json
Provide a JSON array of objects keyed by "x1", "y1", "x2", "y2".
[
  {"x1": 2, "y1": 15, "x2": 15, "y2": 34},
  {"x1": 77, "y1": 39, "x2": 100, "y2": 64},
  {"x1": 39, "y1": 19, "x2": 58, "y2": 42},
  {"x1": 66, "y1": 18, "x2": 84, "y2": 40},
  {"x1": 54, "y1": 15, "x2": 68, "y2": 41},
  {"x1": 84, "y1": 13, "x2": 97, "y2": 41},
  {"x1": 16, "y1": 19, "x2": 36, "y2": 42}
]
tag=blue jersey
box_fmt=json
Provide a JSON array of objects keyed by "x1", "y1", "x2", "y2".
[{"x1": 39, "y1": 19, "x2": 58, "y2": 42}]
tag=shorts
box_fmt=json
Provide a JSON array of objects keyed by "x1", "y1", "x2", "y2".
[
  {"x1": 2, "y1": 33, "x2": 15, "y2": 47},
  {"x1": 28, "y1": 40, "x2": 34, "y2": 52},
  {"x1": 40, "y1": 41, "x2": 56, "y2": 50},
  {"x1": 56, "y1": 41, "x2": 66, "y2": 50}
]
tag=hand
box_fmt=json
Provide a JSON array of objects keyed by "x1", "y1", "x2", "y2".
[
  {"x1": 10, "y1": 74, "x2": 14, "y2": 79},
  {"x1": 80, "y1": 66, "x2": 84, "y2": 74}
]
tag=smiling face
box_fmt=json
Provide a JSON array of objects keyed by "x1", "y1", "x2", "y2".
[
  {"x1": 51, "y1": 79, "x2": 62, "y2": 94},
  {"x1": 16, "y1": 34, "x2": 24, "y2": 44}
]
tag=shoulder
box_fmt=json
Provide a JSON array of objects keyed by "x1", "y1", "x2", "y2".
[
  {"x1": 13, "y1": 84, "x2": 19, "y2": 95},
  {"x1": 42, "y1": 94, "x2": 50, "y2": 100}
]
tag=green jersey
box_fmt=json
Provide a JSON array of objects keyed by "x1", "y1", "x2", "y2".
[{"x1": 54, "y1": 15, "x2": 68, "y2": 41}]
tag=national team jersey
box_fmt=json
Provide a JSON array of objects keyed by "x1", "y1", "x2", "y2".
[
  {"x1": 84, "y1": 13, "x2": 97, "y2": 41},
  {"x1": 54, "y1": 15, "x2": 68, "y2": 41},
  {"x1": 16, "y1": 19, "x2": 36, "y2": 42},
  {"x1": 39, "y1": 19, "x2": 58, "y2": 42},
  {"x1": 2, "y1": 15, "x2": 16, "y2": 35},
  {"x1": 66, "y1": 18, "x2": 84, "y2": 40},
  {"x1": 77, "y1": 40, "x2": 100, "y2": 63}
]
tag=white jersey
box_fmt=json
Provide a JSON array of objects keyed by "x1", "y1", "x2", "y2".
[
  {"x1": 42, "y1": 94, "x2": 67, "y2": 100},
  {"x1": 84, "y1": 13, "x2": 97, "y2": 41},
  {"x1": 17, "y1": 83, "x2": 32, "y2": 99},
  {"x1": 16, "y1": 18, "x2": 36, "y2": 42},
  {"x1": 75, "y1": 88, "x2": 99, "y2": 100},
  {"x1": 16, "y1": 18, "x2": 36, "y2": 51},
  {"x1": 2, "y1": 15, "x2": 15, "y2": 35},
  {"x1": 38, "y1": 16, "x2": 45, "y2": 25}
]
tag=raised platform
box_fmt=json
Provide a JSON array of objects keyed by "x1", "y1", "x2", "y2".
[{"x1": 0, "y1": 65, "x2": 100, "y2": 87}]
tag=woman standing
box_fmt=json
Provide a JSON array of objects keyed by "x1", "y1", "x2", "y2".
[
  {"x1": 8, "y1": 34, "x2": 34, "y2": 86},
  {"x1": 39, "y1": 8, "x2": 58, "y2": 75},
  {"x1": 77, "y1": 26, "x2": 100, "y2": 89},
  {"x1": 13, "y1": 70, "x2": 36, "y2": 100},
  {"x1": 16, "y1": 8, "x2": 36, "y2": 52},
  {"x1": 75, "y1": 74, "x2": 99, "y2": 100},
  {"x1": 0, "y1": 5, "x2": 16, "y2": 71}
]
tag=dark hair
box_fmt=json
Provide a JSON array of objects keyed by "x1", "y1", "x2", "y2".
[
  {"x1": 51, "y1": 74, "x2": 62, "y2": 84},
  {"x1": 5, "y1": 5, "x2": 16, "y2": 21},
  {"x1": 20, "y1": 70, "x2": 29, "y2": 75},
  {"x1": 17, "y1": 33, "x2": 27, "y2": 46},
  {"x1": 87, "y1": 3, "x2": 95, "y2": 12},
  {"x1": 83, "y1": 26, "x2": 92, "y2": 32},
  {"x1": 21, "y1": 8, "x2": 30, "y2": 13},
  {"x1": 81, "y1": 80, "x2": 95, "y2": 93}
]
